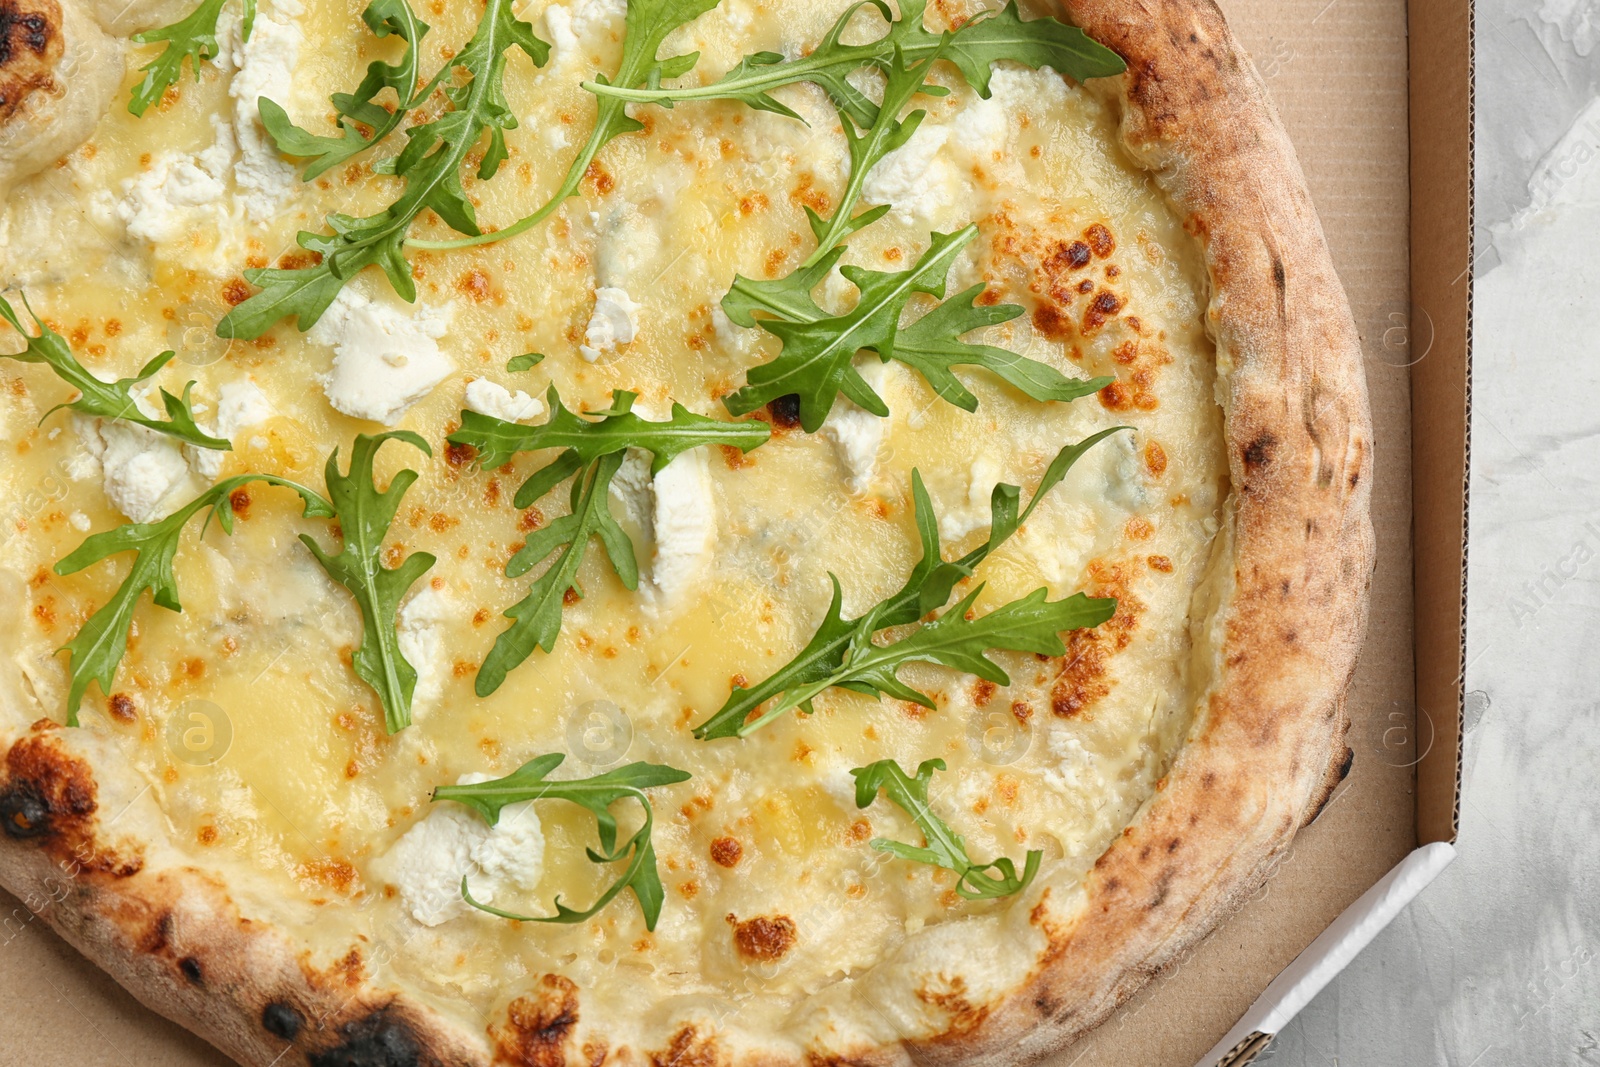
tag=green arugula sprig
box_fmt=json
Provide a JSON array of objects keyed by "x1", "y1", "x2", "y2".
[
  {"x1": 452, "y1": 385, "x2": 770, "y2": 508},
  {"x1": 54, "y1": 477, "x2": 332, "y2": 725},
  {"x1": 853, "y1": 757, "x2": 1040, "y2": 899},
  {"x1": 743, "y1": 580, "x2": 1111, "y2": 733},
  {"x1": 434, "y1": 753, "x2": 691, "y2": 930},
  {"x1": 258, "y1": 0, "x2": 432, "y2": 180},
  {"x1": 695, "y1": 429, "x2": 1125, "y2": 739},
  {"x1": 414, "y1": 0, "x2": 1124, "y2": 256},
  {"x1": 717, "y1": 48, "x2": 1110, "y2": 430},
  {"x1": 721, "y1": 40, "x2": 944, "y2": 326},
  {"x1": 409, "y1": 0, "x2": 720, "y2": 254},
  {"x1": 0, "y1": 293, "x2": 228, "y2": 451},
  {"x1": 127, "y1": 0, "x2": 257, "y2": 117},
  {"x1": 453, "y1": 390, "x2": 769, "y2": 696},
  {"x1": 298, "y1": 432, "x2": 435, "y2": 733},
  {"x1": 585, "y1": 0, "x2": 1127, "y2": 128},
  {"x1": 217, "y1": 0, "x2": 548, "y2": 339}
]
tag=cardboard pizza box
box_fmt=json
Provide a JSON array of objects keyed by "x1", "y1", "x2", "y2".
[{"x1": 0, "y1": 1, "x2": 1473, "y2": 1064}]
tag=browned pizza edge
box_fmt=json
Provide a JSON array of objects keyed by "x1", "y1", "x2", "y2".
[{"x1": 895, "y1": 1, "x2": 1375, "y2": 1062}]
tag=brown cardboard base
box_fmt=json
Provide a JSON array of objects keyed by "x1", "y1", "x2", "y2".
[{"x1": 0, "y1": 1, "x2": 1443, "y2": 1064}]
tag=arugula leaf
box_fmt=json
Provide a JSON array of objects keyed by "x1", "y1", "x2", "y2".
[
  {"x1": 409, "y1": 0, "x2": 721, "y2": 253},
  {"x1": 720, "y1": 226, "x2": 965, "y2": 431},
  {"x1": 434, "y1": 753, "x2": 691, "y2": 930},
  {"x1": 216, "y1": 0, "x2": 548, "y2": 339},
  {"x1": 298, "y1": 432, "x2": 435, "y2": 733},
  {"x1": 54, "y1": 476, "x2": 332, "y2": 725},
  {"x1": 853, "y1": 757, "x2": 1040, "y2": 899},
  {"x1": 585, "y1": 0, "x2": 1127, "y2": 128},
  {"x1": 739, "y1": 581, "x2": 1112, "y2": 732},
  {"x1": 460, "y1": 391, "x2": 769, "y2": 696},
  {"x1": 694, "y1": 428, "x2": 1126, "y2": 739},
  {"x1": 892, "y1": 285, "x2": 1107, "y2": 412},
  {"x1": 259, "y1": 0, "x2": 431, "y2": 180},
  {"x1": 128, "y1": 0, "x2": 258, "y2": 117},
  {"x1": 723, "y1": 229, "x2": 1108, "y2": 428},
  {"x1": 450, "y1": 386, "x2": 770, "y2": 500},
  {"x1": 714, "y1": 45, "x2": 1108, "y2": 427},
  {"x1": 506, "y1": 352, "x2": 546, "y2": 373},
  {"x1": 0, "y1": 292, "x2": 228, "y2": 450}
]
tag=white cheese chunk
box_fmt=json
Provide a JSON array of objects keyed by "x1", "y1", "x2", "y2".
[
  {"x1": 820, "y1": 405, "x2": 884, "y2": 494},
  {"x1": 939, "y1": 454, "x2": 1005, "y2": 542},
  {"x1": 310, "y1": 289, "x2": 454, "y2": 425},
  {"x1": 117, "y1": 118, "x2": 238, "y2": 250},
  {"x1": 78, "y1": 419, "x2": 195, "y2": 524},
  {"x1": 861, "y1": 123, "x2": 958, "y2": 226},
  {"x1": 543, "y1": 0, "x2": 626, "y2": 67},
  {"x1": 226, "y1": 2, "x2": 303, "y2": 220},
  {"x1": 649, "y1": 446, "x2": 717, "y2": 604},
  {"x1": 820, "y1": 360, "x2": 893, "y2": 492},
  {"x1": 379, "y1": 774, "x2": 545, "y2": 927},
  {"x1": 216, "y1": 378, "x2": 274, "y2": 437},
  {"x1": 184, "y1": 378, "x2": 275, "y2": 483},
  {"x1": 579, "y1": 286, "x2": 642, "y2": 363},
  {"x1": 464, "y1": 379, "x2": 545, "y2": 423},
  {"x1": 397, "y1": 582, "x2": 452, "y2": 720},
  {"x1": 608, "y1": 447, "x2": 655, "y2": 531}
]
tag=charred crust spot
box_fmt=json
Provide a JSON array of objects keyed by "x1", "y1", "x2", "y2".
[
  {"x1": 766, "y1": 394, "x2": 802, "y2": 430},
  {"x1": 1031, "y1": 302, "x2": 1072, "y2": 341},
  {"x1": 0, "y1": 0, "x2": 62, "y2": 123},
  {"x1": 262, "y1": 1000, "x2": 304, "y2": 1040},
  {"x1": 1304, "y1": 744, "x2": 1354, "y2": 826},
  {"x1": 107, "y1": 692, "x2": 137, "y2": 722},
  {"x1": 1243, "y1": 431, "x2": 1277, "y2": 471},
  {"x1": 0, "y1": 783, "x2": 49, "y2": 838},
  {"x1": 708, "y1": 836, "x2": 742, "y2": 868},
  {"x1": 0, "y1": 736, "x2": 96, "y2": 845},
  {"x1": 494, "y1": 974, "x2": 579, "y2": 1067},
  {"x1": 307, "y1": 1008, "x2": 421, "y2": 1067},
  {"x1": 1148, "y1": 870, "x2": 1174, "y2": 910},
  {"x1": 1084, "y1": 223, "x2": 1116, "y2": 258},
  {"x1": 1053, "y1": 240, "x2": 1092, "y2": 271},
  {"x1": 1050, "y1": 562, "x2": 1142, "y2": 719},
  {"x1": 650, "y1": 1025, "x2": 718, "y2": 1067},
  {"x1": 222, "y1": 278, "x2": 253, "y2": 307},
  {"x1": 140, "y1": 911, "x2": 173, "y2": 954},
  {"x1": 727, "y1": 913, "x2": 796, "y2": 962},
  {"x1": 178, "y1": 956, "x2": 203, "y2": 985},
  {"x1": 445, "y1": 441, "x2": 475, "y2": 469},
  {"x1": 1082, "y1": 290, "x2": 1125, "y2": 333}
]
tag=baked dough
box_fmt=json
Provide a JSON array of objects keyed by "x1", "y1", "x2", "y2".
[
  {"x1": 0, "y1": 0, "x2": 122, "y2": 192},
  {"x1": 0, "y1": 1, "x2": 1371, "y2": 1064}
]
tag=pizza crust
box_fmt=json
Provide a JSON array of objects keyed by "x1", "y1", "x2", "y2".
[
  {"x1": 0, "y1": 0, "x2": 122, "y2": 193},
  {"x1": 0, "y1": 1, "x2": 1372, "y2": 1064}
]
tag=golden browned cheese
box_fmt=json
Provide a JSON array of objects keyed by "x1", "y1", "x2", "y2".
[{"x1": 0, "y1": 0, "x2": 1227, "y2": 1041}]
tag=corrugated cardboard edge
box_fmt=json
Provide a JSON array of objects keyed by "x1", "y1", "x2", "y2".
[
  {"x1": 1194, "y1": 842, "x2": 1457, "y2": 1067},
  {"x1": 1410, "y1": 0, "x2": 1473, "y2": 845}
]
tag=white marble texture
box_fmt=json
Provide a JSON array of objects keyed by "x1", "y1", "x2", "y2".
[{"x1": 1268, "y1": 2, "x2": 1600, "y2": 1062}]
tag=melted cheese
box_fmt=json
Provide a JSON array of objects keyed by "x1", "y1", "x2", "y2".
[{"x1": 0, "y1": 0, "x2": 1228, "y2": 1047}]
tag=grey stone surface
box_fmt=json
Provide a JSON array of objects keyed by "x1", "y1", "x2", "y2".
[{"x1": 1267, "y1": 2, "x2": 1600, "y2": 1063}]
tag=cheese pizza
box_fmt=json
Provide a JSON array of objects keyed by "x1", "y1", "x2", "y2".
[{"x1": 0, "y1": 1, "x2": 1373, "y2": 1064}]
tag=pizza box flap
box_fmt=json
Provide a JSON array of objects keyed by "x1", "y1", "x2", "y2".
[{"x1": 0, "y1": 0, "x2": 1470, "y2": 1064}]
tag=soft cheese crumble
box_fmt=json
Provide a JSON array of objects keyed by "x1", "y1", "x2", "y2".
[{"x1": 310, "y1": 289, "x2": 454, "y2": 425}]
